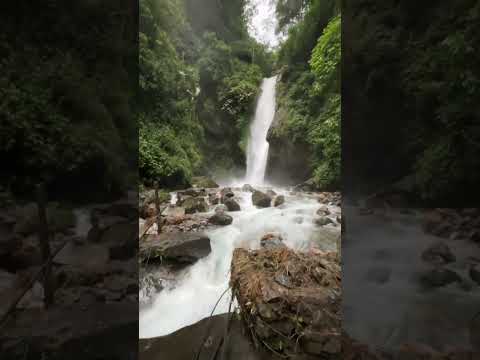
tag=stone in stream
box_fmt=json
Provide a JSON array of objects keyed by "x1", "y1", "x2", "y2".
[
  {"x1": 220, "y1": 187, "x2": 235, "y2": 202},
  {"x1": 421, "y1": 241, "x2": 456, "y2": 265},
  {"x1": 215, "y1": 204, "x2": 228, "y2": 213},
  {"x1": 273, "y1": 195, "x2": 285, "y2": 207},
  {"x1": 316, "y1": 205, "x2": 330, "y2": 216},
  {"x1": 242, "y1": 184, "x2": 255, "y2": 192},
  {"x1": 266, "y1": 189, "x2": 277, "y2": 198},
  {"x1": 314, "y1": 216, "x2": 334, "y2": 227},
  {"x1": 178, "y1": 196, "x2": 208, "y2": 214},
  {"x1": 252, "y1": 190, "x2": 271, "y2": 208},
  {"x1": 208, "y1": 212, "x2": 233, "y2": 226},
  {"x1": 260, "y1": 232, "x2": 286, "y2": 249},
  {"x1": 140, "y1": 233, "x2": 211, "y2": 265},
  {"x1": 224, "y1": 198, "x2": 241, "y2": 212}
]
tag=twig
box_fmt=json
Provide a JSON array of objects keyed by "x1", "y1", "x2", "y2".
[{"x1": 193, "y1": 287, "x2": 231, "y2": 360}]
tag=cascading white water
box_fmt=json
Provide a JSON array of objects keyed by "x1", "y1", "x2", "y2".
[{"x1": 245, "y1": 75, "x2": 278, "y2": 185}]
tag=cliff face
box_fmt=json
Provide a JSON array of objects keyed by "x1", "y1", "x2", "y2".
[{"x1": 266, "y1": 93, "x2": 312, "y2": 186}]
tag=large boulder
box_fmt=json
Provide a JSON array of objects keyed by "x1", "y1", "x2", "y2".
[
  {"x1": 179, "y1": 197, "x2": 208, "y2": 214},
  {"x1": 220, "y1": 188, "x2": 235, "y2": 202},
  {"x1": 273, "y1": 195, "x2": 285, "y2": 207},
  {"x1": 208, "y1": 212, "x2": 233, "y2": 226},
  {"x1": 224, "y1": 198, "x2": 241, "y2": 212},
  {"x1": 140, "y1": 233, "x2": 211, "y2": 265},
  {"x1": 252, "y1": 191, "x2": 271, "y2": 208}
]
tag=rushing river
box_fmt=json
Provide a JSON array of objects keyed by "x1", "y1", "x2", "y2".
[{"x1": 139, "y1": 187, "x2": 340, "y2": 338}]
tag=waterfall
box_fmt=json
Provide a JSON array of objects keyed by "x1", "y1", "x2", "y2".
[{"x1": 245, "y1": 75, "x2": 278, "y2": 185}]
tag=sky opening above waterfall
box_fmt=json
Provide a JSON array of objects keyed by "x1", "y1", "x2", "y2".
[{"x1": 247, "y1": 0, "x2": 283, "y2": 49}]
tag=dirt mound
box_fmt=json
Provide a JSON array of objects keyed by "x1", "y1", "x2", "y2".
[{"x1": 230, "y1": 247, "x2": 341, "y2": 358}]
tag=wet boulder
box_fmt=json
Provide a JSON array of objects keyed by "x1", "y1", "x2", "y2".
[
  {"x1": 242, "y1": 184, "x2": 255, "y2": 192},
  {"x1": 314, "y1": 216, "x2": 334, "y2": 227},
  {"x1": 224, "y1": 198, "x2": 241, "y2": 212},
  {"x1": 208, "y1": 212, "x2": 233, "y2": 226},
  {"x1": 179, "y1": 197, "x2": 208, "y2": 214},
  {"x1": 421, "y1": 241, "x2": 456, "y2": 265},
  {"x1": 273, "y1": 195, "x2": 285, "y2": 207},
  {"x1": 215, "y1": 204, "x2": 228, "y2": 213},
  {"x1": 220, "y1": 187, "x2": 235, "y2": 202},
  {"x1": 252, "y1": 191, "x2": 271, "y2": 208},
  {"x1": 260, "y1": 233, "x2": 286, "y2": 249},
  {"x1": 316, "y1": 205, "x2": 330, "y2": 216},
  {"x1": 266, "y1": 190, "x2": 277, "y2": 198},
  {"x1": 140, "y1": 233, "x2": 211, "y2": 265},
  {"x1": 13, "y1": 203, "x2": 75, "y2": 236},
  {"x1": 208, "y1": 192, "x2": 220, "y2": 205}
]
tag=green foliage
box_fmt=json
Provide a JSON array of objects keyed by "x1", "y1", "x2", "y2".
[
  {"x1": 273, "y1": 8, "x2": 341, "y2": 190},
  {"x1": 310, "y1": 14, "x2": 341, "y2": 96},
  {"x1": 0, "y1": 2, "x2": 135, "y2": 199},
  {"x1": 139, "y1": 0, "x2": 202, "y2": 187},
  {"x1": 277, "y1": 0, "x2": 338, "y2": 66},
  {"x1": 138, "y1": 0, "x2": 272, "y2": 186}
]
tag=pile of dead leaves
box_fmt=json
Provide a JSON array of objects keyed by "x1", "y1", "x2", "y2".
[{"x1": 230, "y1": 247, "x2": 341, "y2": 358}]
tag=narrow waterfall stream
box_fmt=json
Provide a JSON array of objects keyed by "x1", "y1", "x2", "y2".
[
  {"x1": 139, "y1": 76, "x2": 340, "y2": 339},
  {"x1": 245, "y1": 75, "x2": 278, "y2": 185}
]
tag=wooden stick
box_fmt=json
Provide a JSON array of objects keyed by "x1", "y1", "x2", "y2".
[
  {"x1": 36, "y1": 184, "x2": 54, "y2": 307},
  {"x1": 0, "y1": 241, "x2": 68, "y2": 327}
]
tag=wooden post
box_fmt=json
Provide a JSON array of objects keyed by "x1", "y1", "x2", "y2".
[
  {"x1": 154, "y1": 182, "x2": 162, "y2": 233},
  {"x1": 36, "y1": 184, "x2": 54, "y2": 308}
]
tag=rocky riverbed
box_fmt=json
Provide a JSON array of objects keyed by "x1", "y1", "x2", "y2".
[{"x1": 139, "y1": 182, "x2": 342, "y2": 339}]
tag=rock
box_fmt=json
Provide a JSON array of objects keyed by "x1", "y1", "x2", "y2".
[
  {"x1": 208, "y1": 193, "x2": 220, "y2": 205},
  {"x1": 266, "y1": 190, "x2": 277, "y2": 198},
  {"x1": 220, "y1": 188, "x2": 235, "y2": 202},
  {"x1": 141, "y1": 233, "x2": 211, "y2": 265},
  {"x1": 273, "y1": 195, "x2": 285, "y2": 207},
  {"x1": 314, "y1": 216, "x2": 334, "y2": 227},
  {"x1": 191, "y1": 176, "x2": 219, "y2": 189},
  {"x1": 162, "y1": 205, "x2": 185, "y2": 218},
  {"x1": 260, "y1": 233, "x2": 286, "y2": 249},
  {"x1": 421, "y1": 241, "x2": 456, "y2": 265},
  {"x1": 420, "y1": 268, "x2": 462, "y2": 288},
  {"x1": 179, "y1": 197, "x2": 208, "y2": 214},
  {"x1": 242, "y1": 184, "x2": 255, "y2": 192},
  {"x1": 252, "y1": 191, "x2": 271, "y2": 208},
  {"x1": 208, "y1": 213, "x2": 233, "y2": 226},
  {"x1": 215, "y1": 204, "x2": 228, "y2": 214},
  {"x1": 316, "y1": 205, "x2": 330, "y2": 216},
  {"x1": 366, "y1": 267, "x2": 391, "y2": 284},
  {"x1": 99, "y1": 222, "x2": 137, "y2": 244},
  {"x1": 141, "y1": 203, "x2": 157, "y2": 219},
  {"x1": 224, "y1": 198, "x2": 241, "y2": 212},
  {"x1": 470, "y1": 264, "x2": 480, "y2": 285}
]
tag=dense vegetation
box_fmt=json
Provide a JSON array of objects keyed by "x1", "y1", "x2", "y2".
[
  {"x1": 268, "y1": 0, "x2": 341, "y2": 189},
  {"x1": 139, "y1": 0, "x2": 273, "y2": 188},
  {"x1": 343, "y1": 0, "x2": 480, "y2": 204},
  {"x1": 0, "y1": 2, "x2": 137, "y2": 200}
]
